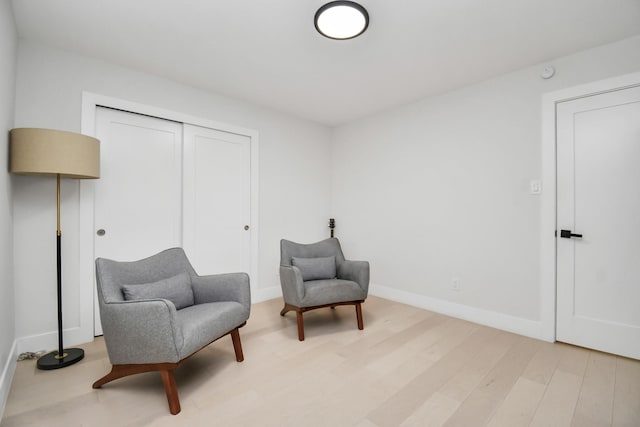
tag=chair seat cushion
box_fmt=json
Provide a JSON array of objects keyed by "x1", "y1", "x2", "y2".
[
  {"x1": 176, "y1": 301, "x2": 249, "y2": 359},
  {"x1": 292, "y1": 256, "x2": 336, "y2": 281},
  {"x1": 301, "y1": 279, "x2": 365, "y2": 307},
  {"x1": 121, "y1": 272, "x2": 194, "y2": 310}
]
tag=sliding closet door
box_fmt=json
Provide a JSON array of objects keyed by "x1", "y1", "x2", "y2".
[
  {"x1": 92, "y1": 109, "x2": 252, "y2": 335},
  {"x1": 182, "y1": 124, "x2": 251, "y2": 275},
  {"x1": 93, "y1": 107, "x2": 183, "y2": 334}
]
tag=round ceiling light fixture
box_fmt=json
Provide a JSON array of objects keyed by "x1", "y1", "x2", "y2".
[{"x1": 314, "y1": 1, "x2": 369, "y2": 40}]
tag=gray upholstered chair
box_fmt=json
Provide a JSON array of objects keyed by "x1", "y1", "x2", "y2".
[
  {"x1": 279, "y1": 238, "x2": 369, "y2": 341},
  {"x1": 93, "y1": 247, "x2": 251, "y2": 415}
]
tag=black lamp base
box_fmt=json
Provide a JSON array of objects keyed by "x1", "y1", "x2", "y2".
[{"x1": 37, "y1": 348, "x2": 84, "y2": 370}]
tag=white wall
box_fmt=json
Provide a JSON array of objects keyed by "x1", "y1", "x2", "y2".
[
  {"x1": 13, "y1": 41, "x2": 332, "y2": 351},
  {"x1": 0, "y1": 0, "x2": 17, "y2": 418},
  {"x1": 11, "y1": 28, "x2": 640, "y2": 357},
  {"x1": 332, "y1": 35, "x2": 640, "y2": 339}
]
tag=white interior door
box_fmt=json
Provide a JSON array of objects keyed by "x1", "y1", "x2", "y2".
[
  {"x1": 182, "y1": 124, "x2": 251, "y2": 275},
  {"x1": 556, "y1": 85, "x2": 640, "y2": 359},
  {"x1": 93, "y1": 107, "x2": 183, "y2": 334}
]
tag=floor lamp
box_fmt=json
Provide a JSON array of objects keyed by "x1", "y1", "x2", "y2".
[{"x1": 10, "y1": 128, "x2": 100, "y2": 370}]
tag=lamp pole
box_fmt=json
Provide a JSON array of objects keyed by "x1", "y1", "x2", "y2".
[{"x1": 36, "y1": 174, "x2": 85, "y2": 369}]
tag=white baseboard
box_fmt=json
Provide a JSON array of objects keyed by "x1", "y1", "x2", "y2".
[
  {"x1": 0, "y1": 340, "x2": 18, "y2": 421},
  {"x1": 252, "y1": 285, "x2": 281, "y2": 304},
  {"x1": 249, "y1": 284, "x2": 550, "y2": 342},
  {"x1": 15, "y1": 325, "x2": 89, "y2": 355},
  {"x1": 16, "y1": 332, "x2": 53, "y2": 355},
  {"x1": 370, "y1": 283, "x2": 551, "y2": 342}
]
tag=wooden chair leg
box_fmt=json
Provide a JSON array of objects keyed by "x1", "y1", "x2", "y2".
[
  {"x1": 296, "y1": 311, "x2": 305, "y2": 341},
  {"x1": 159, "y1": 369, "x2": 181, "y2": 415},
  {"x1": 355, "y1": 303, "x2": 364, "y2": 330},
  {"x1": 230, "y1": 328, "x2": 244, "y2": 362},
  {"x1": 280, "y1": 303, "x2": 292, "y2": 316},
  {"x1": 93, "y1": 365, "x2": 129, "y2": 389},
  {"x1": 93, "y1": 364, "x2": 158, "y2": 389}
]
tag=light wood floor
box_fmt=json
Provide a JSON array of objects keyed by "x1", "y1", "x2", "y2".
[{"x1": 2, "y1": 296, "x2": 639, "y2": 426}]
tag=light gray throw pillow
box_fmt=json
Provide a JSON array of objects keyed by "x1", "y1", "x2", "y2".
[
  {"x1": 122, "y1": 272, "x2": 194, "y2": 310},
  {"x1": 291, "y1": 256, "x2": 336, "y2": 281}
]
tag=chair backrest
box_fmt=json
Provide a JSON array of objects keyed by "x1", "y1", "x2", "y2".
[
  {"x1": 280, "y1": 238, "x2": 346, "y2": 267},
  {"x1": 95, "y1": 247, "x2": 196, "y2": 304}
]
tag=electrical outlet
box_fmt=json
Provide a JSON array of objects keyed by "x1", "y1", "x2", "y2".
[
  {"x1": 451, "y1": 277, "x2": 461, "y2": 291},
  {"x1": 530, "y1": 180, "x2": 542, "y2": 194}
]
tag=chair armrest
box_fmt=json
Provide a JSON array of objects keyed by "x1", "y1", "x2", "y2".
[
  {"x1": 279, "y1": 265, "x2": 305, "y2": 306},
  {"x1": 338, "y1": 260, "x2": 370, "y2": 296},
  {"x1": 99, "y1": 299, "x2": 183, "y2": 364},
  {"x1": 191, "y1": 272, "x2": 251, "y2": 311}
]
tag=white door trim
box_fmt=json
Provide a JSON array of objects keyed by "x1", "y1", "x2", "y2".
[
  {"x1": 80, "y1": 92, "x2": 260, "y2": 338},
  {"x1": 540, "y1": 71, "x2": 640, "y2": 342}
]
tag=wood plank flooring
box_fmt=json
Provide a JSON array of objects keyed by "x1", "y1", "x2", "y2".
[{"x1": 2, "y1": 296, "x2": 639, "y2": 426}]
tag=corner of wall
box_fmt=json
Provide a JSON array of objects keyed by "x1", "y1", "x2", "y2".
[
  {"x1": 0, "y1": 340, "x2": 18, "y2": 421},
  {"x1": 0, "y1": 0, "x2": 18, "y2": 420}
]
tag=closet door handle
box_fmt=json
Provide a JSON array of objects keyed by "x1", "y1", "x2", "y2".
[{"x1": 560, "y1": 229, "x2": 582, "y2": 239}]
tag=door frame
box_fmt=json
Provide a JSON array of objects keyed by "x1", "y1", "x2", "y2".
[
  {"x1": 540, "y1": 71, "x2": 640, "y2": 342},
  {"x1": 80, "y1": 92, "x2": 260, "y2": 336}
]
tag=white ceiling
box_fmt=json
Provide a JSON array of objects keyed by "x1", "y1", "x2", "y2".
[{"x1": 11, "y1": 0, "x2": 640, "y2": 126}]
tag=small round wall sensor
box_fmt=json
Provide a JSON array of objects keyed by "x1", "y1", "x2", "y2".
[{"x1": 541, "y1": 66, "x2": 555, "y2": 79}]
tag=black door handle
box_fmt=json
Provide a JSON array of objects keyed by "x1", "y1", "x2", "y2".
[{"x1": 560, "y1": 229, "x2": 583, "y2": 239}]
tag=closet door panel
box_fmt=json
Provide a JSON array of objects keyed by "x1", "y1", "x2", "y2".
[
  {"x1": 183, "y1": 124, "x2": 251, "y2": 275},
  {"x1": 93, "y1": 107, "x2": 183, "y2": 334}
]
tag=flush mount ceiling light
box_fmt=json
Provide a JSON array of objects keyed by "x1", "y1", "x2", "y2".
[{"x1": 314, "y1": 1, "x2": 369, "y2": 40}]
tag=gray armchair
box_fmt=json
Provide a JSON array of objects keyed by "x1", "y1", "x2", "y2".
[
  {"x1": 93, "y1": 247, "x2": 250, "y2": 415},
  {"x1": 279, "y1": 238, "x2": 369, "y2": 340}
]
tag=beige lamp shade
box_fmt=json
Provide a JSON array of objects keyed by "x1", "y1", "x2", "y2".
[{"x1": 10, "y1": 128, "x2": 100, "y2": 179}]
